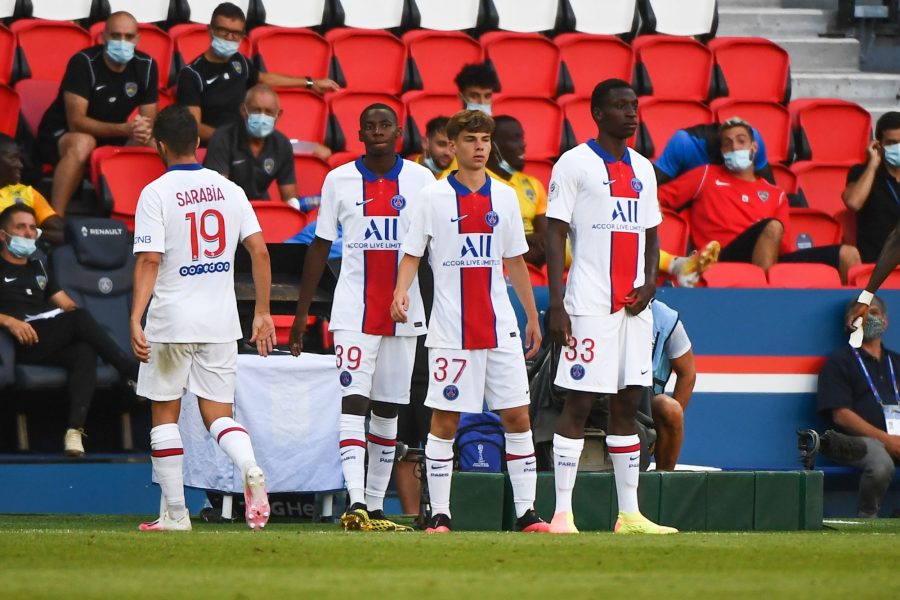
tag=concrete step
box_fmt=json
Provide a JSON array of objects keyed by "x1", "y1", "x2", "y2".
[
  {"x1": 717, "y1": 8, "x2": 833, "y2": 37},
  {"x1": 791, "y1": 72, "x2": 900, "y2": 101},
  {"x1": 718, "y1": 0, "x2": 782, "y2": 7},
  {"x1": 772, "y1": 37, "x2": 859, "y2": 71},
  {"x1": 854, "y1": 98, "x2": 900, "y2": 123}
]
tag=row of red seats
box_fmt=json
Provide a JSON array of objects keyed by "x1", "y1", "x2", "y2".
[{"x1": 703, "y1": 263, "x2": 898, "y2": 290}]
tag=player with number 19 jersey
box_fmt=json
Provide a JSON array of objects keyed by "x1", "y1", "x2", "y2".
[{"x1": 133, "y1": 163, "x2": 260, "y2": 343}]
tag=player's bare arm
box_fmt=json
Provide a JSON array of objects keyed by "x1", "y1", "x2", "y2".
[
  {"x1": 243, "y1": 231, "x2": 275, "y2": 357},
  {"x1": 390, "y1": 253, "x2": 422, "y2": 324},
  {"x1": 288, "y1": 235, "x2": 332, "y2": 356},
  {"x1": 131, "y1": 251, "x2": 161, "y2": 362},
  {"x1": 545, "y1": 216, "x2": 571, "y2": 346},
  {"x1": 670, "y1": 349, "x2": 696, "y2": 410},
  {"x1": 504, "y1": 254, "x2": 542, "y2": 358},
  {"x1": 847, "y1": 224, "x2": 900, "y2": 333},
  {"x1": 624, "y1": 225, "x2": 659, "y2": 315}
]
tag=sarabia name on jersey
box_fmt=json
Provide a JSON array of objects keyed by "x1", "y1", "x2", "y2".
[{"x1": 176, "y1": 186, "x2": 226, "y2": 206}]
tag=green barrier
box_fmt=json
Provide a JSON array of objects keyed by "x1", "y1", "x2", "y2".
[
  {"x1": 706, "y1": 471, "x2": 755, "y2": 531},
  {"x1": 449, "y1": 472, "x2": 506, "y2": 531},
  {"x1": 659, "y1": 471, "x2": 707, "y2": 531},
  {"x1": 800, "y1": 470, "x2": 824, "y2": 530},
  {"x1": 754, "y1": 471, "x2": 801, "y2": 531}
]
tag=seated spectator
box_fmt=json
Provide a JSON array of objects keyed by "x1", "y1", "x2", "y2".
[
  {"x1": 455, "y1": 62, "x2": 499, "y2": 115},
  {"x1": 817, "y1": 296, "x2": 900, "y2": 517},
  {"x1": 659, "y1": 117, "x2": 860, "y2": 283},
  {"x1": 0, "y1": 135, "x2": 64, "y2": 245},
  {"x1": 37, "y1": 11, "x2": 157, "y2": 216},
  {"x1": 485, "y1": 116, "x2": 547, "y2": 266},
  {"x1": 410, "y1": 116, "x2": 453, "y2": 177},
  {"x1": 0, "y1": 205, "x2": 139, "y2": 456},
  {"x1": 654, "y1": 122, "x2": 773, "y2": 185},
  {"x1": 177, "y1": 2, "x2": 339, "y2": 143},
  {"x1": 842, "y1": 111, "x2": 900, "y2": 263}
]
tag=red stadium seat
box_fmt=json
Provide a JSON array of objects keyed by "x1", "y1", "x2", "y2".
[
  {"x1": 709, "y1": 37, "x2": 791, "y2": 104},
  {"x1": 250, "y1": 201, "x2": 307, "y2": 243},
  {"x1": 251, "y1": 27, "x2": 330, "y2": 80},
  {"x1": 659, "y1": 210, "x2": 690, "y2": 256},
  {"x1": 710, "y1": 99, "x2": 792, "y2": 164},
  {"x1": 702, "y1": 263, "x2": 768, "y2": 288},
  {"x1": 527, "y1": 262, "x2": 548, "y2": 286},
  {"x1": 788, "y1": 208, "x2": 842, "y2": 252},
  {"x1": 293, "y1": 155, "x2": 331, "y2": 198},
  {"x1": 789, "y1": 99, "x2": 871, "y2": 164},
  {"x1": 277, "y1": 90, "x2": 328, "y2": 144},
  {"x1": 99, "y1": 148, "x2": 166, "y2": 231},
  {"x1": 402, "y1": 91, "x2": 459, "y2": 151},
  {"x1": 632, "y1": 36, "x2": 713, "y2": 102},
  {"x1": 327, "y1": 28, "x2": 405, "y2": 95},
  {"x1": 560, "y1": 93, "x2": 639, "y2": 150},
  {"x1": 0, "y1": 85, "x2": 18, "y2": 137},
  {"x1": 403, "y1": 30, "x2": 484, "y2": 94},
  {"x1": 480, "y1": 32, "x2": 560, "y2": 97},
  {"x1": 14, "y1": 79, "x2": 57, "y2": 138},
  {"x1": 848, "y1": 264, "x2": 900, "y2": 289},
  {"x1": 523, "y1": 159, "x2": 553, "y2": 190},
  {"x1": 0, "y1": 25, "x2": 14, "y2": 84},
  {"x1": 328, "y1": 91, "x2": 405, "y2": 156},
  {"x1": 766, "y1": 263, "x2": 842, "y2": 288},
  {"x1": 328, "y1": 151, "x2": 358, "y2": 169},
  {"x1": 555, "y1": 34, "x2": 633, "y2": 97},
  {"x1": 637, "y1": 98, "x2": 713, "y2": 160},
  {"x1": 492, "y1": 95, "x2": 562, "y2": 160},
  {"x1": 791, "y1": 162, "x2": 851, "y2": 217},
  {"x1": 170, "y1": 23, "x2": 251, "y2": 70},
  {"x1": 90, "y1": 22, "x2": 174, "y2": 89},
  {"x1": 12, "y1": 20, "x2": 91, "y2": 81},
  {"x1": 771, "y1": 164, "x2": 797, "y2": 194}
]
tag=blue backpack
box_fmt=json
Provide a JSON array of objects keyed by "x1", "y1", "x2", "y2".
[{"x1": 456, "y1": 412, "x2": 505, "y2": 473}]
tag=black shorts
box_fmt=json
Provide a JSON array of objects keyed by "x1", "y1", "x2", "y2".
[
  {"x1": 396, "y1": 335, "x2": 431, "y2": 448},
  {"x1": 720, "y1": 218, "x2": 841, "y2": 268},
  {"x1": 36, "y1": 131, "x2": 128, "y2": 166}
]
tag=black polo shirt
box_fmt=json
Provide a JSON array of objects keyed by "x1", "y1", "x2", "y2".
[
  {"x1": 0, "y1": 256, "x2": 60, "y2": 321},
  {"x1": 817, "y1": 343, "x2": 900, "y2": 432},
  {"x1": 38, "y1": 46, "x2": 158, "y2": 145},
  {"x1": 847, "y1": 163, "x2": 900, "y2": 263},
  {"x1": 203, "y1": 121, "x2": 295, "y2": 200},
  {"x1": 176, "y1": 52, "x2": 259, "y2": 130}
]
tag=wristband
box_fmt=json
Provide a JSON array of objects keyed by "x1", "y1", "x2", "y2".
[
  {"x1": 285, "y1": 198, "x2": 301, "y2": 211},
  {"x1": 305, "y1": 76, "x2": 314, "y2": 90},
  {"x1": 858, "y1": 290, "x2": 874, "y2": 306}
]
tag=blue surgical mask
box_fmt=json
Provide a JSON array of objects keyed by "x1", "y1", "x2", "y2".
[
  {"x1": 723, "y1": 149, "x2": 753, "y2": 172},
  {"x1": 423, "y1": 155, "x2": 441, "y2": 175},
  {"x1": 246, "y1": 113, "x2": 276, "y2": 138},
  {"x1": 3, "y1": 231, "x2": 37, "y2": 258},
  {"x1": 863, "y1": 314, "x2": 886, "y2": 342},
  {"x1": 884, "y1": 143, "x2": 900, "y2": 168},
  {"x1": 497, "y1": 157, "x2": 516, "y2": 175},
  {"x1": 466, "y1": 102, "x2": 492, "y2": 116},
  {"x1": 211, "y1": 36, "x2": 240, "y2": 59},
  {"x1": 105, "y1": 40, "x2": 135, "y2": 64}
]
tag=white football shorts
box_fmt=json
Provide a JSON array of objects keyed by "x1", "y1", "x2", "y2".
[
  {"x1": 137, "y1": 342, "x2": 237, "y2": 403},
  {"x1": 554, "y1": 308, "x2": 653, "y2": 394},
  {"x1": 424, "y1": 345, "x2": 530, "y2": 413},
  {"x1": 332, "y1": 330, "x2": 418, "y2": 404}
]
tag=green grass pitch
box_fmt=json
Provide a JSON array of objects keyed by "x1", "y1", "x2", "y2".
[{"x1": 1, "y1": 515, "x2": 899, "y2": 599}]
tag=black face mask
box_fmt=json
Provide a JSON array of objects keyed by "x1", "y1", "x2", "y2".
[{"x1": 863, "y1": 314, "x2": 886, "y2": 342}]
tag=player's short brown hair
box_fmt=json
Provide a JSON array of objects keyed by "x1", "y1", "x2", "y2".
[
  {"x1": 154, "y1": 105, "x2": 199, "y2": 157},
  {"x1": 446, "y1": 110, "x2": 494, "y2": 140},
  {"x1": 719, "y1": 116, "x2": 753, "y2": 139}
]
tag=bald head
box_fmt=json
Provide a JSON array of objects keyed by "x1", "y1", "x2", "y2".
[{"x1": 104, "y1": 11, "x2": 138, "y2": 43}]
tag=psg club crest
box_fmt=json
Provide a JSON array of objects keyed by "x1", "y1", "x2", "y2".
[
  {"x1": 339, "y1": 370, "x2": 353, "y2": 387},
  {"x1": 631, "y1": 178, "x2": 643, "y2": 193},
  {"x1": 390, "y1": 194, "x2": 406, "y2": 210},
  {"x1": 124, "y1": 82, "x2": 138, "y2": 98},
  {"x1": 443, "y1": 384, "x2": 459, "y2": 400},
  {"x1": 97, "y1": 277, "x2": 113, "y2": 295},
  {"x1": 570, "y1": 364, "x2": 586, "y2": 381},
  {"x1": 485, "y1": 210, "x2": 500, "y2": 228},
  {"x1": 232, "y1": 60, "x2": 242, "y2": 74},
  {"x1": 263, "y1": 158, "x2": 275, "y2": 175}
]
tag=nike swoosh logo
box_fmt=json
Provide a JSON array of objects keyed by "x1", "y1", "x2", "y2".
[
  {"x1": 450, "y1": 215, "x2": 468, "y2": 223},
  {"x1": 95, "y1": 84, "x2": 106, "y2": 91},
  {"x1": 231, "y1": 159, "x2": 246, "y2": 165},
  {"x1": 431, "y1": 464, "x2": 448, "y2": 470},
  {"x1": 205, "y1": 76, "x2": 219, "y2": 85},
  {"x1": 381, "y1": 449, "x2": 393, "y2": 456},
  {"x1": 525, "y1": 460, "x2": 536, "y2": 466},
  {"x1": 356, "y1": 198, "x2": 374, "y2": 206},
  {"x1": 3, "y1": 277, "x2": 15, "y2": 282},
  {"x1": 641, "y1": 368, "x2": 649, "y2": 375},
  {"x1": 340, "y1": 449, "x2": 353, "y2": 456},
  {"x1": 629, "y1": 455, "x2": 640, "y2": 461},
  {"x1": 715, "y1": 179, "x2": 731, "y2": 186},
  {"x1": 602, "y1": 179, "x2": 616, "y2": 185}
]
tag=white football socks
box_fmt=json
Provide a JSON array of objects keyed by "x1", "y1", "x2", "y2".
[
  {"x1": 425, "y1": 433, "x2": 454, "y2": 518},
  {"x1": 339, "y1": 414, "x2": 367, "y2": 506},
  {"x1": 607, "y1": 434, "x2": 641, "y2": 514},
  {"x1": 365, "y1": 414, "x2": 397, "y2": 513},
  {"x1": 553, "y1": 433, "x2": 584, "y2": 514},
  {"x1": 505, "y1": 431, "x2": 537, "y2": 518},
  {"x1": 209, "y1": 417, "x2": 257, "y2": 480},
  {"x1": 150, "y1": 423, "x2": 186, "y2": 520}
]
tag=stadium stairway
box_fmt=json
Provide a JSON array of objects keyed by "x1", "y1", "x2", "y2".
[{"x1": 717, "y1": 0, "x2": 900, "y2": 123}]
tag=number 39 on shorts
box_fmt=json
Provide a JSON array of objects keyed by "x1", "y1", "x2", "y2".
[
  {"x1": 563, "y1": 337, "x2": 595, "y2": 362},
  {"x1": 335, "y1": 345, "x2": 361, "y2": 370}
]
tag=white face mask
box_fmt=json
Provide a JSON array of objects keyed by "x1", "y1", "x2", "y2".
[
  {"x1": 723, "y1": 149, "x2": 753, "y2": 172},
  {"x1": 466, "y1": 102, "x2": 492, "y2": 116}
]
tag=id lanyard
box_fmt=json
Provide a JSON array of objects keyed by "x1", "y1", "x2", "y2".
[
  {"x1": 887, "y1": 177, "x2": 900, "y2": 209},
  {"x1": 852, "y1": 348, "x2": 900, "y2": 406}
]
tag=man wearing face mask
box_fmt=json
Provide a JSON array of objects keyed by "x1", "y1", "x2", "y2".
[
  {"x1": 410, "y1": 116, "x2": 453, "y2": 177},
  {"x1": 204, "y1": 84, "x2": 302, "y2": 208},
  {"x1": 37, "y1": 11, "x2": 158, "y2": 217},
  {"x1": 176, "y1": 2, "x2": 339, "y2": 144},
  {"x1": 659, "y1": 117, "x2": 861, "y2": 283},
  {"x1": 842, "y1": 112, "x2": 900, "y2": 263},
  {"x1": 0, "y1": 134, "x2": 64, "y2": 246},
  {"x1": 0, "y1": 204, "x2": 140, "y2": 456},
  {"x1": 818, "y1": 296, "x2": 900, "y2": 517}
]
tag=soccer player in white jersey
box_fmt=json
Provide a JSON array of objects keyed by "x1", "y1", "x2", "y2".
[
  {"x1": 130, "y1": 105, "x2": 276, "y2": 531},
  {"x1": 288, "y1": 104, "x2": 435, "y2": 531},
  {"x1": 391, "y1": 110, "x2": 550, "y2": 533},
  {"x1": 546, "y1": 80, "x2": 677, "y2": 535}
]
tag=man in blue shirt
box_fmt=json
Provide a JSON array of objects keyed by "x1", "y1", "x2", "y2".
[{"x1": 654, "y1": 123, "x2": 772, "y2": 185}]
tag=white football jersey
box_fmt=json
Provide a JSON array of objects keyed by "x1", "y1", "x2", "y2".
[
  {"x1": 316, "y1": 157, "x2": 434, "y2": 336},
  {"x1": 546, "y1": 140, "x2": 662, "y2": 316},
  {"x1": 402, "y1": 174, "x2": 528, "y2": 350},
  {"x1": 133, "y1": 164, "x2": 261, "y2": 343}
]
